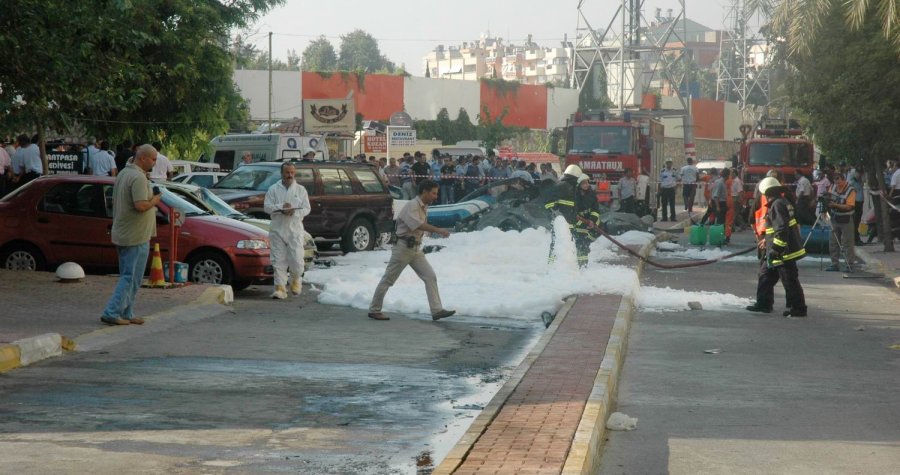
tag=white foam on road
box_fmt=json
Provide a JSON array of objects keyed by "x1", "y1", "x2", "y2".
[
  {"x1": 305, "y1": 219, "x2": 752, "y2": 320},
  {"x1": 638, "y1": 286, "x2": 752, "y2": 313}
]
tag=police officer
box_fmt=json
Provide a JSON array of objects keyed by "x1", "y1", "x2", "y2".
[
  {"x1": 658, "y1": 158, "x2": 678, "y2": 221},
  {"x1": 545, "y1": 164, "x2": 582, "y2": 263},
  {"x1": 746, "y1": 177, "x2": 808, "y2": 317}
]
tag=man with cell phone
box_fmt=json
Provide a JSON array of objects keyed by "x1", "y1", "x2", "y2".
[
  {"x1": 101, "y1": 144, "x2": 162, "y2": 326},
  {"x1": 264, "y1": 162, "x2": 311, "y2": 299}
]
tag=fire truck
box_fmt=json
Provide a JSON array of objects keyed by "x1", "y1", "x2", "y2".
[
  {"x1": 738, "y1": 121, "x2": 815, "y2": 203},
  {"x1": 563, "y1": 110, "x2": 665, "y2": 211}
]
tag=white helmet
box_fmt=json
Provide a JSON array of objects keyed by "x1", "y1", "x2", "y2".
[
  {"x1": 564, "y1": 164, "x2": 583, "y2": 177},
  {"x1": 758, "y1": 176, "x2": 781, "y2": 194},
  {"x1": 578, "y1": 173, "x2": 590, "y2": 184},
  {"x1": 302, "y1": 148, "x2": 316, "y2": 157}
]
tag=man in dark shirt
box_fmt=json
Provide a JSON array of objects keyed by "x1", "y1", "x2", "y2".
[
  {"x1": 411, "y1": 152, "x2": 431, "y2": 185},
  {"x1": 114, "y1": 139, "x2": 134, "y2": 171}
]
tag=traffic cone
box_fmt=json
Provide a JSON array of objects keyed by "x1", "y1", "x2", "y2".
[{"x1": 148, "y1": 243, "x2": 166, "y2": 287}]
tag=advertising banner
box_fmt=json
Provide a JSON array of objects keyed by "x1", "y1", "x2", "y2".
[
  {"x1": 364, "y1": 135, "x2": 387, "y2": 154},
  {"x1": 47, "y1": 150, "x2": 87, "y2": 175},
  {"x1": 389, "y1": 129, "x2": 417, "y2": 147}
]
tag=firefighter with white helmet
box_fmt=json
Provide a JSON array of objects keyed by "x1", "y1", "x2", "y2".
[
  {"x1": 545, "y1": 164, "x2": 582, "y2": 263},
  {"x1": 746, "y1": 177, "x2": 808, "y2": 316}
]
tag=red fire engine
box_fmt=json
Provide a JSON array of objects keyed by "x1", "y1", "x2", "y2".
[
  {"x1": 738, "y1": 121, "x2": 815, "y2": 203},
  {"x1": 563, "y1": 111, "x2": 665, "y2": 209}
]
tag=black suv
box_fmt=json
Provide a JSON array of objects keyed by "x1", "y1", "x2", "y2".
[{"x1": 210, "y1": 161, "x2": 394, "y2": 253}]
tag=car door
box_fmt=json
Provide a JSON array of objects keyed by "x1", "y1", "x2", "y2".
[
  {"x1": 316, "y1": 167, "x2": 356, "y2": 238},
  {"x1": 36, "y1": 182, "x2": 111, "y2": 267},
  {"x1": 293, "y1": 166, "x2": 322, "y2": 234}
]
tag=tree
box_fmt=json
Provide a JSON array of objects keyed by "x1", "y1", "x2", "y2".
[
  {"x1": 435, "y1": 108, "x2": 453, "y2": 145},
  {"x1": 453, "y1": 108, "x2": 477, "y2": 142},
  {"x1": 337, "y1": 29, "x2": 394, "y2": 72},
  {"x1": 787, "y1": 8, "x2": 900, "y2": 251},
  {"x1": 477, "y1": 107, "x2": 521, "y2": 152},
  {"x1": 301, "y1": 36, "x2": 338, "y2": 72},
  {"x1": 760, "y1": 0, "x2": 900, "y2": 55},
  {"x1": 0, "y1": 0, "x2": 283, "y2": 162}
]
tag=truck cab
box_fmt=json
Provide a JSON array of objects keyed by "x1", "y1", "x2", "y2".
[{"x1": 739, "y1": 125, "x2": 814, "y2": 203}]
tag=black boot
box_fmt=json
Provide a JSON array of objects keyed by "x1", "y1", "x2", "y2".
[
  {"x1": 746, "y1": 302, "x2": 773, "y2": 313},
  {"x1": 783, "y1": 307, "x2": 808, "y2": 317}
]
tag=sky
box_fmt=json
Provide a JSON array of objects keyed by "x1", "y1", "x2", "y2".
[
  {"x1": 303, "y1": 219, "x2": 755, "y2": 321},
  {"x1": 246, "y1": 0, "x2": 738, "y2": 76}
]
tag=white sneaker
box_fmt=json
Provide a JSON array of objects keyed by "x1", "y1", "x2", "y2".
[
  {"x1": 290, "y1": 280, "x2": 302, "y2": 295},
  {"x1": 270, "y1": 285, "x2": 287, "y2": 299}
]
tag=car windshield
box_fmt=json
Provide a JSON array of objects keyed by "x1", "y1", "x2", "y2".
[
  {"x1": 215, "y1": 166, "x2": 280, "y2": 191},
  {"x1": 160, "y1": 189, "x2": 208, "y2": 216},
  {"x1": 570, "y1": 126, "x2": 632, "y2": 154},
  {"x1": 748, "y1": 143, "x2": 811, "y2": 167},
  {"x1": 198, "y1": 188, "x2": 245, "y2": 217}
]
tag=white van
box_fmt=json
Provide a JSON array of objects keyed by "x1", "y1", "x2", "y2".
[{"x1": 205, "y1": 133, "x2": 329, "y2": 170}]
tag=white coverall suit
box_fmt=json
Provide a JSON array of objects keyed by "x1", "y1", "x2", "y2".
[{"x1": 263, "y1": 180, "x2": 311, "y2": 287}]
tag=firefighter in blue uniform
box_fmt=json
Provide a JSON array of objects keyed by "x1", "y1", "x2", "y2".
[
  {"x1": 545, "y1": 164, "x2": 582, "y2": 263},
  {"x1": 746, "y1": 177, "x2": 808, "y2": 317}
]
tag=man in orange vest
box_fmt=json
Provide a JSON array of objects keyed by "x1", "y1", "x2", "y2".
[{"x1": 596, "y1": 173, "x2": 612, "y2": 206}]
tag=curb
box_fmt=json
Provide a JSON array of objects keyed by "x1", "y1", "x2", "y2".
[
  {"x1": 854, "y1": 246, "x2": 900, "y2": 288},
  {"x1": 432, "y1": 296, "x2": 578, "y2": 474},
  {"x1": 0, "y1": 284, "x2": 232, "y2": 374},
  {"x1": 561, "y1": 235, "x2": 659, "y2": 474}
]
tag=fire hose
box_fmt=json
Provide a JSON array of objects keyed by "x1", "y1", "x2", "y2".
[{"x1": 575, "y1": 216, "x2": 757, "y2": 269}]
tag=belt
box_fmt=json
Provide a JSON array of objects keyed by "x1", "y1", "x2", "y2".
[{"x1": 398, "y1": 236, "x2": 421, "y2": 248}]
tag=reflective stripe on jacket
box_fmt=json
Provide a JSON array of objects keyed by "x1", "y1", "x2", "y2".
[{"x1": 764, "y1": 196, "x2": 806, "y2": 266}]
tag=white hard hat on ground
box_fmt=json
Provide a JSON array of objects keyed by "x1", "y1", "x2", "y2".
[
  {"x1": 758, "y1": 176, "x2": 781, "y2": 194},
  {"x1": 564, "y1": 164, "x2": 583, "y2": 177}
]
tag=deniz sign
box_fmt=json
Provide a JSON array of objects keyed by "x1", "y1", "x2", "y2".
[{"x1": 47, "y1": 151, "x2": 87, "y2": 175}]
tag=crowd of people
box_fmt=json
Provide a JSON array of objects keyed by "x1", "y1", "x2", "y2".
[
  {"x1": 345, "y1": 150, "x2": 559, "y2": 204},
  {"x1": 0, "y1": 136, "x2": 177, "y2": 199}
]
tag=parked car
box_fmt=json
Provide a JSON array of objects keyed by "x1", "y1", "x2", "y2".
[
  {"x1": 159, "y1": 180, "x2": 316, "y2": 270},
  {"x1": 209, "y1": 161, "x2": 394, "y2": 253},
  {"x1": 0, "y1": 175, "x2": 273, "y2": 291},
  {"x1": 169, "y1": 171, "x2": 227, "y2": 188},
  {"x1": 170, "y1": 160, "x2": 220, "y2": 176}
]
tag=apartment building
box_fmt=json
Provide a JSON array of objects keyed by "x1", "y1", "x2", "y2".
[{"x1": 423, "y1": 36, "x2": 570, "y2": 85}]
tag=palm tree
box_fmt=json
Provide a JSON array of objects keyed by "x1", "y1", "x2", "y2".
[{"x1": 748, "y1": 0, "x2": 900, "y2": 55}]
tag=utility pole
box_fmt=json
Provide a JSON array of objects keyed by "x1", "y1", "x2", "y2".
[{"x1": 268, "y1": 31, "x2": 273, "y2": 132}]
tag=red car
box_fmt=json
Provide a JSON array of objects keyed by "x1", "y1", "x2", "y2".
[{"x1": 0, "y1": 175, "x2": 273, "y2": 290}]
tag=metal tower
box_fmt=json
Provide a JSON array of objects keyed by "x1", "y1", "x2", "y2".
[
  {"x1": 716, "y1": 0, "x2": 775, "y2": 122},
  {"x1": 571, "y1": 0, "x2": 694, "y2": 155}
]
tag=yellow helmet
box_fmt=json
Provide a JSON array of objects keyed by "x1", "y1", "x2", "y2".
[
  {"x1": 758, "y1": 176, "x2": 781, "y2": 194},
  {"x1": 564, "y1": 164, "x2": 583, "y2": 177}
]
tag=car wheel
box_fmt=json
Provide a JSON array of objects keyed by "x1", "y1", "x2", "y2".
[
  {"x1": 231, "y1": 280, "x2": 252, "y2": 292},
  {"x1": 341, "y1": 218, "x2": 375, "y2": 253},
  {"x1": 188, "y1": 251, "x2": 233, "y2": 286},
  {"x1": 1, "y1": 243, "x2": 46, "y2": 271}
]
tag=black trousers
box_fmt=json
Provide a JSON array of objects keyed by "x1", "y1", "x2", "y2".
[
  {"x1": 619, "y1": 196, "x2": 635, "y2": 214},
  {"x1": 660, "y1": 187, "x2": 676, "y2": 220},
  {"x1": 853, "y1": 201, "x2": 864, "y2": 242},
  {"x1": 756, "y1": 258, "x2": 806, "y2": 311},
  {"x1": 682, "y1": 184, "x2": 697, "y2": 212},
  {"x1": 715, "y1": 200, "x2": 728, "y2": 225}
]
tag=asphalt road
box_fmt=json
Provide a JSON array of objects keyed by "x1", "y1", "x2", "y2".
[
  {"x1": 599, "y1": 229, "x2": 900, "y2": 474},
  {"x1": 0, "y1": 284, "x2": 541, "y2": 474}
]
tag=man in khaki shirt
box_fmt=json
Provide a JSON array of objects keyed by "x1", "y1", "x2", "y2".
[
  {"x1": 101, "y1": 144, "x2": 161, "y2": 326},
  {"x1": 368, "y1": 180, "x2": 455, "y2": 321}
]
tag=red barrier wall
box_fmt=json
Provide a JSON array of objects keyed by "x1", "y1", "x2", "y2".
[
  {"x1": 302, "y1": 72, "x2": 404, "y2": 121},
  {"x1": 480, "y1": 82, "x2": 548, "y2": 129},
  {"x1": 691, "y1": 99, "x2": 725, "y2": 139}
]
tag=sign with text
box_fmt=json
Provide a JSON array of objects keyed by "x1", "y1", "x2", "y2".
[
  {"x1": 303, "y1": 99, "x2": 356, "y2": 134},
  {"x1": 47, "y1": 151, "x2": 87, "y2": 175},
  {"x1": 364, "y1": 135, "x2": 387, "y2": 154},
  {"x1": 389, "y1": 129, "x2": 417, "y2": 147}
]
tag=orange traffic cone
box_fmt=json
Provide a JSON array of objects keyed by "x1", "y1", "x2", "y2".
[{"x1": 148, "y1": 243, "x2": 166, "y2": 287}]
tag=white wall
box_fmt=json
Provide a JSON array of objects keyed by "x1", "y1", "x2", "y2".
[
  {"x1": 723, "y1": 100, "x2": 743, "y2": 142},
  {"x1": 232, "y1": 70, "x2": 303, "y2": 121},
  {"x1": 403, "y1": 77, "x2": 481, "y2": 124},
  {"x1": 545, "y1": 87, "x2": 579, "y2": 129}
]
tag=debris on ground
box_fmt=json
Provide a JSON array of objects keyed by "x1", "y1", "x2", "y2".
[
  {"x1": 704, "y1": 348, "x2": 722, "y2": 354},
  {"x1": 451, "y1": 180, "x2": 654, "y2": 235},
  {"x1": 606, "y1": 412, "x2": 638, "y2": 431},
  {"x1": 688, "y1": 301, "x2": 703, "y2": 310}
]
